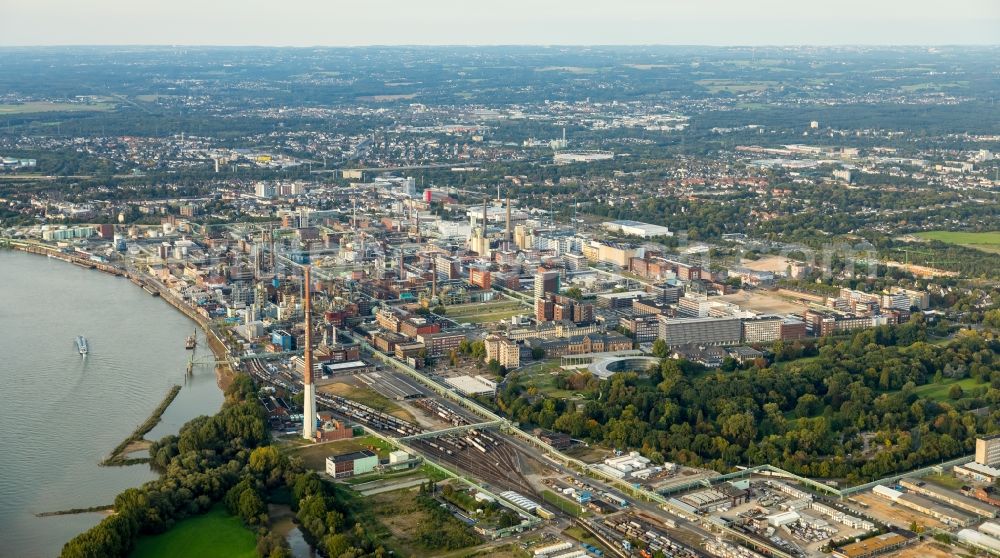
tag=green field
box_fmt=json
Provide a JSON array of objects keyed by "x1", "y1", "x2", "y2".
[
  {"x1": 922, "y1": 472, "x2": 966, "y2": 490},
  {"x1": 914, "y1": 231, "x2": 1000, "y2": 254},
  {"x1": 446, "y1": 300, "x2": 526, "y2": 325},
  {"x1": 541, "y1": 490, "x2": 588, "y2": 517},
  {"x1": 129, "y1": 506, "x2": 255, "y2": 558},
  {"x1": 913, "y1": 377, "x2": 986, "y2": 401},
  {"x1": 0, "y1": 101, "x2": 114, "y2": 114}
]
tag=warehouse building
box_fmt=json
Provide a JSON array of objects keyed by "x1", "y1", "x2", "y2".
[
  {"x1": 954, "y1": 461, "x2": 1000, "y2": 484},
  {"x1": 602, "y1": 219, "x2": 672, "y2": 238},
  {"x1": 899, "y1": 478, "x2": 997, "y2": 519},
  {"x1": 897, "y1": 493, "x2": 975, "y2": 527}
]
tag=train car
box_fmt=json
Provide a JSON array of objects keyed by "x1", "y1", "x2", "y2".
[{"x1": 470, "y1": 439, "x2": 488, "y2": 453}]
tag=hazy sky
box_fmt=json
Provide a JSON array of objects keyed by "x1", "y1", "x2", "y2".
[{"x1": 2, "y1": 0, "x2": 998, "y2": 46}]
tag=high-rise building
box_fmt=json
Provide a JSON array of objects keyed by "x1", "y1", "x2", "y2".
[
  {"x1": 976, "y1": 435, "x2": 1000, "y2": 467},
  {"x1": 535, "y1": 298, "x2": 555, "y2": 322},
  {"x1": 255, "y1": 182, "x2": 276, "y2": 198},
  {"x1": 534, "y1": 270, "x2": 560, "y2": 299},
  {"x1": 484, "y1": 334, "x2": 520, "y2": 368}
]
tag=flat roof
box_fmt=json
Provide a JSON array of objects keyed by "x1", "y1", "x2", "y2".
[
  {"x1": 445, "y1": 375, "x2": 497, "y2": 395},
  {"x1": 328, "y1": 450, "x2": 376, "y2": 463},
  {"x1": 957, "y1": 461, "x2": 1000, "y2": 476},
  {"x1": 323, "y1": 360, "x2": 368, "y2": 371},
  {"x1": 834, "y1": 532, "x2": 907, "y2": 558}
]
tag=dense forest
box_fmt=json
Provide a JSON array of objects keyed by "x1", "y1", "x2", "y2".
[
  {"x1": 497, "y1": 315, "x2": 1000, "y2": 484},
  {"x1": 60, "y1": 375, "x2": 390, "y2": 558}
]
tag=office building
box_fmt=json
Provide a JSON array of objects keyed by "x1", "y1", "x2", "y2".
[
  {"x1": 657, "y1": 316, "x2": 742, "y2": 348},
  {"x1": 780, "y1": 318, "x2": 808, "y2": 340},
  {"x1": 620, "y1": 315, "x2": 659, "y2": 342},
  {"x1": 534, "y1": 270, "x2": 560, "y2": 299},
  {"x1": 416, "y1": 331, "x2": 465, "y2": 357},
  {"x1": 742, "y1": 316, "x2": 783, "y2": 343},
  {"x1": 977, "y1": 435, "x2": 1000, "y2": 467}
]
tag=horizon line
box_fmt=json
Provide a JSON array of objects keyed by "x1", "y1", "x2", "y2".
[{"x1": 1, "y1": 42, "x2": 999, "y2": 49}]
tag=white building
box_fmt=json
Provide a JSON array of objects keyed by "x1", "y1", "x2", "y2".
[{"x1": 602, "y1": 220, "x2": 672, "y2": 238}]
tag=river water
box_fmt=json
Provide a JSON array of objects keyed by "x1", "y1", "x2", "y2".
[{"x1": 0, "y1": 250, "x2": 224, "y2": 557}]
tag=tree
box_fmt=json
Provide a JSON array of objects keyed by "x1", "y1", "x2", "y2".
[
  {"x1": 651, "y1": 339, "x2": 669, "y2": 358},
  {"x1": 795, "y1": 394, "x2": 821, "y2": 418},
  {"x1": 531, "y1": 346, "x2": 545, "y2": 360},
  {"x1": 238, "y1": 489, "x2": 266, "y2": 526},
  {"x1": 486, "y1": 359, "x2": 502, "y2": 376},
  {"x1": 948, "y1": 384, "x2": 964, "y2": 400},
  {"x1": 257, "y1": 531, "x2": 292, "y2": 558},
  {"x1": 563, "y1": 286, "x2": 583, "y2": 300}
]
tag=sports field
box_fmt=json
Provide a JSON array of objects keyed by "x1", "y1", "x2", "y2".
[
  {"x1": 914, "y1": 230, "x2": 1000, "y2": 254},
  {"x1": 129, "y1": 506, "x2": 255, "y2": 558}
]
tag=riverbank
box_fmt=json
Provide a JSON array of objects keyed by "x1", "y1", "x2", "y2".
[
  {"x1": 101, "y1": 385, "x2": 182, "y2": 466},
  {"x1": 3, "y1": 239, "x2": 236, "y2": 391},
  {"x1": 0, "y1": 248, "x2": 227, "y2": 557}
]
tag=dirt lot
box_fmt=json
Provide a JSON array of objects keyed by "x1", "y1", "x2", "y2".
[
  {"x1": 895, "y1": 540, "x2": 955, "y2": 558},
  {"x1": 317, "y1": 378, "x2": 415, "y2": 422},
  {"x1": 717, "y1": 290, "x2": 806, "y2": 315},
  {"x1": 850, "y1": 493, "x2": 947, "y2": 531},
  {"x1": 741, "y1": 255, "x2": 794, "y2": 273}
]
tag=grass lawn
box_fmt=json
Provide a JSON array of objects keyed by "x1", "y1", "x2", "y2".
[
  {"x1": 914, "y1": 231, "x2": 1000, "y2": 255},
  {"x1": 922, "y1": 472, "x2": 967, "y2": 491},
  {"x1": 541, "y1": 490, "x2": 588, "y2": 518},
  {"x1": 517, "y1": 362, "x2": 578, "y2": 400},
  {"x1": 129, "y1": 506, "x2": 255, "y2": 558},
  {"x1": 913, "y1": 377, "x2": 986, "y2": 401}
]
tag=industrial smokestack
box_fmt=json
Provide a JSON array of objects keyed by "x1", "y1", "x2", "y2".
[
  {"x1": 505, "y1": 191, "x2": 512, "y2": 246},
  {"x1": 301, "y1": 265, "x2": 317, "y2": 440}
]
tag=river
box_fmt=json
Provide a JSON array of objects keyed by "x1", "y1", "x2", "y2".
[{"x1": 0, "y1": 250, "x2": 224, "y2": 557}]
